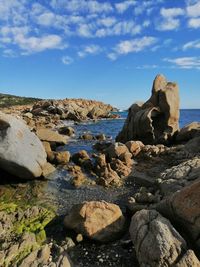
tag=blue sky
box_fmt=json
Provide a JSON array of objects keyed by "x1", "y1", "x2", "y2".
[{"x1": 0, "y1": 0, "x2": 200, "y2": 109}]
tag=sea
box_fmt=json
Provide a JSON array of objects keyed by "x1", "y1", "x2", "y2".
[{"x1": 63, "y1": 109, "x2": 200, "y2": 155}]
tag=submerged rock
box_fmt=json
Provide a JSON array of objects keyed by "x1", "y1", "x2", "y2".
[
  {"x1": 116, "y1": 74, "x2": 180, "y2": 145},
  {"x1": 0, "y1": 112, "x2": 47, "y2": 179},
  {"x1": 64, "y1": 201, "x2": 125, "y2": 242}
]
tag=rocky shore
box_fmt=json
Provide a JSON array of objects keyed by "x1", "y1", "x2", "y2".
[{"x1": 0, "y1": 76, "x2": 200, "y2": 267}]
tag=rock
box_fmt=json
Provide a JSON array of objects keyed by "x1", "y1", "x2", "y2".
[
  {"x1": 176, "y1": 122, "x2": 200, "y2": 142},
  {"x1": 184, "y1": 136, "x2": 200, "y2": 154},
  {"x1": 80, "y1": 133, "x2": 94, "y2": 140},
  {"x1": 42, "y1": 141, "x2": 52, "y2": 153},
  {"x1": 116, "y1": 74, "x2": 180, "y2": 145},
  {"x1": 64, "y1": 201, "x2": 125, "y2": 242},
  {"x1": 71, "y1": 150, "x2": 92, "y2": 170},
  {"x1": 110, "y1": 159, "x2": 132, "y2": 177},
  {"x1": 175, "y1": 250, "x2": 200, "y2": 267},
  {"x1": 0, "y1": 112, "x2": 47, "y2": 179},
  {"x1": 125, "y1": 141, "x2": 144, "y2": 156},
  {"x1": 68, "y1": 165, "x2": 87, "y2": 187},
  {"x1": 36, "y1": 128, "x2": 68, "y2": 145},
  {"x1": 95, "y1": 134, "x2": 106, "y2": 141},
  {"x1": 129, "y1": 209, "x2": 187, "y2": 267},
  {"x1": 56, "y1": 252, "x2": 73, "y2": 267},
  {"x1": 42, "y1": 162, "x2": 56, "y2": 177},
  {"x1": 58, "y1": 126, "x2": 75, "y2": 136},
  {"x1": 158, "y1": 157, "x2": 200, "y2": 196},
  {"x1": 157, "y1": 179, "x2": 200, "y2": 249},
  {"x1": 106, "y1": 142, "x2": 129, "y2": 160},
  {"x1": 88, "y1": 106, "x2": 108, "y2": 119},
  {"x1": 54, "y1": 151, "x2": 71, "y2": 165}
]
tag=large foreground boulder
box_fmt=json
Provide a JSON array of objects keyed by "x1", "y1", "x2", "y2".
[
  {"x1": 64, "y1": 201, "x2": 125, "y2": 242},
  {"x1": 129, "y1": 209, "x2": 187, "y2": 267},
  {"x1": 116, "y1": 74, "x2": 180, "y2": 144},
  {"x1": 0, "y1": 112, "x2": 48, "y2": 179},
  {"x1": 157, "y1": 179, "x2": 200, "y2": 249}
]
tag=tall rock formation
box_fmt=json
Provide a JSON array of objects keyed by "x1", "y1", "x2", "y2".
[{"x1": 116, "y1": 74, "x2": 180, "y2": 144}]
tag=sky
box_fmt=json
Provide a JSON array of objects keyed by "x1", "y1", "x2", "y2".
[{"x1": 0, "y1": 0, "x2": 200, "y2": 109}]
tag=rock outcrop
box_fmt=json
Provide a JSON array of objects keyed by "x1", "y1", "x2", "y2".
[
  {"x1": 116, "y1": 74, "x2": 180, "y2": 144},
  {"x1": 64, "y1": 201, "x2": 125, "y2": 242},
  {"x1": 0, "y1": 112, "x2": 49, "y2": 179}
]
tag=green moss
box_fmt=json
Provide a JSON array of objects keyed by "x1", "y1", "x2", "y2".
[
  {"x1": 35, "y1": 229, "x2": 46, "y2": 244},
  {"x1": 0, "y1": 202, "x2": 17, "y2": 213}
]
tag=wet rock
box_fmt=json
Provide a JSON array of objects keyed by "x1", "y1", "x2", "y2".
[
  {"x1": 58, "y1": 126, "x2": 75, "y2": 136},
  {"x1": 157, "y1": 179, "x2": 200, "y2": 249},
  {"x1": 0, "y1": 112, "x2": 47, "y2": 179},
  {"x1": 176, "y1": 122, "x2": 200, "y2": 142},
  {"x1": 71, "y1": 150, "x2": 92, "y2": 170},
  {"x1": 129, "y1": 209, "x2": 187, "y2": 267},
  {"x1": 64, "y1": 201, "x2": 125, "y2": 242},
  {"x1": 117, "y1": 74, "x2": 180, "y2": 145},
  {"x1": 95, "y1": 133, "x2": 106, "y2": 141},
  {"x1": 80, "y1": 133, "x2": 95, "y2": 140},
  {"x1": 36, "y1": 128, "x2": 68, "y2": 145}
]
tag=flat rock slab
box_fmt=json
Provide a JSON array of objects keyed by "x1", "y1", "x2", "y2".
[{"x1": 36, "y1": 128, "x2": 68, "y2": 145}]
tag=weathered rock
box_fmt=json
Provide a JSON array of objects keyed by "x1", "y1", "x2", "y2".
[
  {"x1": 80, "y1": 133, "x2": 94, "y2": 140},
  {"x1": 36, "y1": 128, "x2": 68, "y2": 145},
  {"x1": 175, "y1": 250, "x2": 200, "y2": 267},
  {"x1": 71, "y1": 150, "x2": 92, "y2": 170},
  {"x1": 42, "y1": 162, "x2": 56, "y2": 177},
  {"x1": 106, "y1": 142, "x2": 129, "y2": 160},
  {"x1": 184, "y1": 136, "x2": 200, "y2": 154},
  {"x1": 125, "y1": 140, "x2": 144, "y2": 156},
  {"x1": 129, "y1": 209, "x2": 187, "y2": 267},
  {"x1": 64, "y1": 201, "x2": 125, "y2": 242},
  {"x1": 68, "y1": 165, "x2": 87, "y2": 187},
  {"x1": 0, "y1": 112, "x2": 47, "y2": 179},
  {"x1": 110, "y1": 159, "x2": 132, "y2": 177},
  {"x1": 116, "y1": 74, "x2": 180, "y2": 145},
  {"x1": 54, "y1": 151, "x2": 71, "y2": 165},
  {"x1": 157, "y1": 179, "x2": 200, "y2": 249},
  {"x1": 176, "y1": 122, "x2": 200, "y2": 142},
  {"x1": 158, "y1": 157, "x2": 200, "y2": 196}
]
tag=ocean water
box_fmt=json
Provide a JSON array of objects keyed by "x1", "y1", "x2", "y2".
[{"x1": 62, "y1": 109, "x2": 200, "y2": 155}]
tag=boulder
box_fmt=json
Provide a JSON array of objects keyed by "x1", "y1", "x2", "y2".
[
  {"x1": 125, "y1": 141, "x2": 144, "y2": 156},
  {"x1": 176, "y1": 122, "x2": 200, "y2": 142},
  {"x1": 129, "y1": 209, "x2": 187, "y2": 267},
  {"x1": 54, "y1": 151, "x2": 71, "y2": 165},
  {"x1": 116, "y1": 74, "x2": 180, "y2": 145},
  {"x1": 36, "y1": 128, "x2": 68, "y2": 145},
  {"x1": 157, "y1": 179, "x2": 200, "y2": 249},
  {"x1": 106, "y1": 142, "x2": 129, "y2": 160},
  {"x1": 64, "y1": 201, "x2": 125, "y2": 242},
  {"x1": 0, "y1": 112, "x2": 47, "y2": 179},
  {"x1": 175, "y1": 250, "x2": 200, "y2": 267}
]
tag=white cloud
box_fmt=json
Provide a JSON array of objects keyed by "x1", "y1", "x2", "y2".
[
  {"x1": 160, "y1": 7, "x2": 185, "y2": 17},
  {"x1": 164, "y1": 57, "x2": 200, "y2": 69},
  {"x1": 97, "y1": 17, "x2": 117, "y2": 27},
  {"x1": 77, "y1": 24, "x2": 93, "y2": 37},
  {"x1": 109, "y1": 36, "x2": 157, "y2": 60},
  {"x1": 115, "y1": 1, "x2": 136, "y2": 13},
  {"x1": 62, "y1": 55, "x2": 73, "y2": 65},
  {"x1": 186, "y1": 1, "x2": 200, "y2": 17},
  {"x1": 136, "y1": 64, "x2": 158, "y2": 69},
  {"x1": 188, "y1": 17, "x2": 200, "y2": 28},
  {"x1": 78, "y1": 44, "x2": 101, "y2": 57},
  {"x1": 51, "y1": 0, "x2": 113, "y2": 14},
  {"x1": 157, "y1": 18, "x2": 180, "y2": 31},
  {"x1": 183, "y1": 39, "x2": 200, "y2": 49},
  {"x1": 95, "y1": 20, "x2": 141, "y2": 37}
]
